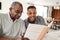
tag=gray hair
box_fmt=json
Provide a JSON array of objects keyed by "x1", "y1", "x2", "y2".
[{"x1": 11, "y1": 1, "x2": 23, "y2": 9}]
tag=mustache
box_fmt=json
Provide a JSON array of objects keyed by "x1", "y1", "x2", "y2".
[{"x1": 30, "y1": 16, "x2": 36, "y2": 18}]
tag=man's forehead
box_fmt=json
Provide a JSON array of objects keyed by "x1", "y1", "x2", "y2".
[
  {"x1": 13, "y1": 4, "x2": 22, "y2": 10},
  {"x1": 28, "y1": 8, "x2": 36, "y2": 12},
  {"x1": 29, "y1": 8, "x2": 36, "y2": 10},
  {"x1": 14, "y1": 4, "x2": 21, "y2": 8}
]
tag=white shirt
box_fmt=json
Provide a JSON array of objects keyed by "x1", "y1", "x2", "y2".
[{"x1": 0, "y1": 13, "x2": 26, "y2": 38}]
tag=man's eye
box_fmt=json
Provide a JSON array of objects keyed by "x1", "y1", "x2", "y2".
[
  {"x1": 15, "y1": 10, "x2": 20, "y2": 13},
  {"x1": 29, "y1": 13, "x2": 32, "y2": 15}
]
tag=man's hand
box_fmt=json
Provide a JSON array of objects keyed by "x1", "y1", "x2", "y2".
[
  {"x1": 15, "y1": 38, "x2": 21, "y2": 40},
  {"x1": 22, "y1": 38, "x2": 29, "y2": 40},
  {"x1": 15, "y1": 38, "x2": 29, "y2": 40},
  {"x1": 0, "y1": 37, "x2": 13, "y2": 40}
]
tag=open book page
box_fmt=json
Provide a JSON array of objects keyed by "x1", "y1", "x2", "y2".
[
  {"x1": 24, "y1": 21, "x2": 53, "y2": 40},
  {"x1": 24, "y1": 24, "x2": 47, "y2": 40}
]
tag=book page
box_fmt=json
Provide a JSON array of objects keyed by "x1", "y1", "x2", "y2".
[
  {"x1": 24, "y1": 21, "x2": 53, "y2": 40},
  {"x1": 24, "y1": 24, "x2": 47, "y2": 40}
]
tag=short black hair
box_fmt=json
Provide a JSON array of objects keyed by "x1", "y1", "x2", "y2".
[{"x1": 27, "y1": 6, "x2": 36, "y2": 10}]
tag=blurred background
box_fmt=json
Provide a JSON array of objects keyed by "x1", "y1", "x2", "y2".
[{"x1": 0, "y1": 0, "x2": 60, "y2": 27}]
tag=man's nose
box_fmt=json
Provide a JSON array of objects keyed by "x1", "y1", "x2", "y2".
[
  {"x1": 31, "y1": 13, "x2": 34, "y2": 16},
  {"x1": 17, "y1": 13, "x2": 21, "y2": 16}
]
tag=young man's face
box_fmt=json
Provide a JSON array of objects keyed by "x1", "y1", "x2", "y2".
[
  {"x1": 9, "y1": 4, "x2": 23, "y2": 20},
  {"x1": 27, "y1": 8, "x2": 36, "y2": 22}
]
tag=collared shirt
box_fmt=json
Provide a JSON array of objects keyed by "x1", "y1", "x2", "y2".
[
  {"x1": 0, "y1": 13, "x2": 26, "y2": 38},
  {"x1": 24, "y1": 16, "x2": 46, "y2": 28}
]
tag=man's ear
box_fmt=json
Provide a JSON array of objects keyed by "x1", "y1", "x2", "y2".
[
  {"x1": 27, "y1": 12, "x2": 29, "y2": 16},
  {"x1": 27, "y1": 11, "x2": 29, "y2": 15},
  {"x1": 9, "y1": 7, "x2": 12, "y2": 14},
  {"x1": 9, "y1": 7, "x2": 12, "y2": 11}
]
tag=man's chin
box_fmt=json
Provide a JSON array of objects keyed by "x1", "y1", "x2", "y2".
[{"x1": 15, "y1": 16, "x2": 20, "y2": 19}]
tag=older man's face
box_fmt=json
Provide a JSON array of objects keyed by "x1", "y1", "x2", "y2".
[
  {"x1": 10, "y1": 4, "x2": 23, "y2": 20},
  {"x1": 27, "y1": 8, "x2": 36, "y2": 22}
]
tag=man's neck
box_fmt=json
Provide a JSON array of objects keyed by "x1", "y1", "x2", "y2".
[{"x1": 9, "y1": 14, "x2": 15, "y2": 22}]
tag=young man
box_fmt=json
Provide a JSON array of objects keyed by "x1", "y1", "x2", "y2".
[
  {"x1": 24, "y1": 6, "x2": 46, "y2": 28},
  {"x1": 0, "y1": 1, "x2": 28, "y2": 40}
]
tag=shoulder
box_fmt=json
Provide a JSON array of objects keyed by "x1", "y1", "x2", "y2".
[
  {"x1": 37, "y1": 16, "x2": 44, "y2": 19},
  {"x1": 24, "y1": 18, "x2": 28, "y2": 23},
  {"x1": 36, "y1": 16, "x2": 45, "y2": 22},
  {"x1": 0, "y1": 13, "x2": 4, "y2": 17},
  {"x1": 0, "y1": 13, "x2": 8, "y2": 18},
  {"x1": 0, "y1": 13, "x2": 7, "y2": 16},
  {"x1": 19, "y1": 19, "x2": 25, "y2": 24},
  {"x1": 36, "y1": 16, "x2": 44, "y2": 20}
]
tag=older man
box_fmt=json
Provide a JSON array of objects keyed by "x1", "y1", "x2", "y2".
[{"x1": 0, "y1": 1, "x2": 27, "y2": 40}]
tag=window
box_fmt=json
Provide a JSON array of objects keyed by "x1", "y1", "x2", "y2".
[
  {"x1": 35, "y1": 5, "x2": 48, "y2": 18},
  {"x1": 0, "y1": 2, "x2": 1, "y2": 10}
]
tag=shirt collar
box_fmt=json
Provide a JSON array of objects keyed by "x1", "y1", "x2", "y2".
[{"x1": 8, "y1": 13, "x2": 12, "y2": 21}]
